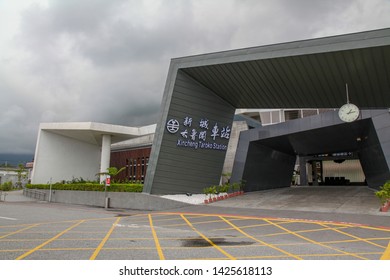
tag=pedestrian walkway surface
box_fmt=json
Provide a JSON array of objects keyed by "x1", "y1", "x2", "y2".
[
  {"x1": 0, "y1": 190, "x2": 37, "y2": 202},
  {"x1": 211, "y1": 186, "x2": 388, "y2": 216},
  {"x1": 162, "y1": 185, "x2": 387, "y2": 216},
  {"x1": 5, "y1": 186, "x2": 388, "y2": 216}
]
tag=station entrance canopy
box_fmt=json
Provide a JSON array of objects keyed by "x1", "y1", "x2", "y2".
[{"x1": 144, "y1": 28, "x2": 390, "y2": 194}]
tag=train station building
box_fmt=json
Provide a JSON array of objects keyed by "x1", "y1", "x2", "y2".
[
  {"x1": 143, "y1": 28, "x2": 390, "y2": 194},
  {"x1": 32, "y1": 28, "x2": 390, "y2": 195}
]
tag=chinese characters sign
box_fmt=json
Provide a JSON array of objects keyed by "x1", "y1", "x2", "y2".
[{"x1": 166, "y1": 116, "x2": 231, "y2": 151}]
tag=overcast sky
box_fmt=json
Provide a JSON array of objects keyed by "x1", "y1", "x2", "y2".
[{"x1": 1, "y1": 0, "x2": 390, "y2": 155}]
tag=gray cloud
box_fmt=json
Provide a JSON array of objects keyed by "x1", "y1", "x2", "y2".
[{"x1": 1, "y1": 0, "x2": 390, "y2": 154}]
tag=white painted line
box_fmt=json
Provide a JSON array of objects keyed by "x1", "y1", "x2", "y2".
[{"x1": 0, "y1": 216, "x2": 17, "y2": 221}]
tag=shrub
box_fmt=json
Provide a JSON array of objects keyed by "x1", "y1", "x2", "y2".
[
  {"x1": 218, "y1": 184, "x2": 230, "y2": 193},
  {"x1": 203, "y1": 186, "x2": 217, "y2": 198},
  {"x1": 0, "y1": 181, "x2": 13, "y2": 191},
  {"x1": 231, "y1": 182, "x2": 241, "y2": 192},
  {"x1": 204, "y1": 181, "x2": 245, "y2": 197},
  {"x1": 375, "y1": 180, "x2": 390, "y2": 205},
  {"x1": 26, "y1": 183, "x2": 143, "y2": 193}
]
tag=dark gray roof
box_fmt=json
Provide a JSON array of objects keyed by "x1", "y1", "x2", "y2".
[
  {"x1": 233, "y1": 114, "x2": 262, "y2": 128},
  {"x1": 173, "y1": 28, "x2": 390, "y2": 109}
]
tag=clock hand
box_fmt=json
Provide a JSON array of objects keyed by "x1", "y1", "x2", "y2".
[{"x1": 347, "y1": 110, "x2": 356, "y2": 114}]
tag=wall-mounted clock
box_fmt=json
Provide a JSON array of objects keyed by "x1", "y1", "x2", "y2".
[
  {"x1": 338, "y1": 83, "x2": 360, "y2": 122},
  {"x1": 338, "y1": 103, "x2": 360, "y2": 122}
]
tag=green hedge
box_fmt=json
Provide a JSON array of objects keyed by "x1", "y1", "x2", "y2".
[
  {"x1": 0, "y1": 182, "x2": 13, "y2": 191},
  {"x1": 26, "y1": 183, "x2": 143, "y2": 193}
]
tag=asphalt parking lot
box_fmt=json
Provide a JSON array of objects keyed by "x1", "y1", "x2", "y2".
[{"x1": 1, "y1": 193, "x2": 390, "y2": 260}]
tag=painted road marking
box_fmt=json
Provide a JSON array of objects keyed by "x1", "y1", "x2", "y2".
[
  {"x1": 0, "y1": 216, "x2": 17, "y2": 221},
  {"x1": 219, "y1": 216, "x2": 302, "y2": 260},
  {"x1": 1, "y1": 212, "x2": 388, "y2": 260},
  {"x1": 319, "y1": 223, "x2": 386, "y2": 249},
  {"x1": 263, "y1": 218, "x2": 368, "y2": 260},
  {"x1": 148, "y1": 214, "x2": 165, "y2": 260},
  {"x1": 15, "y1": 220, "x2": 85, "y2": 260},
  {"x1": 181, "y1": 214, "x2": 236, "y2": 260},
  {"x1": 0, "y1": 224, "x2": 39, "y2": 239},
  {"x1": 89, "y1": 217, "x2": 121, "y2": 260},
  {"x1": 380, "y1": 241, "x2": 390, "y2": 260}
]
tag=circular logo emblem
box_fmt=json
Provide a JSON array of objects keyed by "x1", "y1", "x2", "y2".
[{"x1": 166, "y1": 119, "x2": 180, "y2": 134}]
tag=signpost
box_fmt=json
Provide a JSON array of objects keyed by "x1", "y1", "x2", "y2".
[{"x1": 104, "y1": 175, "x2": 110, "y2": 209}]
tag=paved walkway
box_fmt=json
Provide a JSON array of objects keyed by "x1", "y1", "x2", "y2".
[
  {"x1": 0, "y1": 190, "x2": 37, "y2": 202},
  {"x1": 1, "y1": 190, "x2": 37, "y2": 202},
  {"x1": 211, "y1": 185, "x2": 389, "y2": 216},
  {"x1": 3, "y1": 186, "x2": 388, "y2": 217}
]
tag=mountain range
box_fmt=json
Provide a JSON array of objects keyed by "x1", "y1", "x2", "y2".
[{"x1": 0, "y1": 153, "x2": 34, "y2": 167}]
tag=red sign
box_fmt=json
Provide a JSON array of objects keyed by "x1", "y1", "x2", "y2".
[{"x1": 106, "y1": 176, "x2": 111, "y2": 186}]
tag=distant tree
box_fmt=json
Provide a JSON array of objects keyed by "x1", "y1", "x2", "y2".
[
  {"x1": 106, "y1": 167, "x2": 126, "y2": 178},
  {"x1": 0, "y1": 162, "x2": 15, "y2": 168},
  {"x1": 96, "y1": 167, "x2": 126, "y2": 183},
  {"x1": 16, "y1": 164, "x2": 27, "y2": 188}
]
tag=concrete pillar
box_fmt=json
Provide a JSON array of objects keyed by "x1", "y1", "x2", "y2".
[
  {"x1": 312, "y1": 160, "x2": 318, "y2": 186},
  {"x1": 100, "y1": 134, "x2": 111, "y2": 183},
  {"x1": 299, "y1": 156, "x2": 308, "y2": 186}
]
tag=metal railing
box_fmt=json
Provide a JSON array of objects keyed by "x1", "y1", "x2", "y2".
[
  {"x1": 23, "y1": 189, "x2": 47, "y2": 201},
  {"x1": 0, "y1": 191, "x2": 7, "y2": 202}
]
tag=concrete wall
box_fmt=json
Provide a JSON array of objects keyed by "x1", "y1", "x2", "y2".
[
  {"x1": 144, "y1": 70, "x2": 236, "y2": 194},
  {"x1": 243, "y1": 142, "x2": 296, "y2": 191},
  {"x1": 221, "y1": 121, "x2": 248, "y2": 183},
  {"x1": 25, "y1": 189, "x2": 189, "y2": 211},
  {"x1": 359, "y1": 110, "x2": 390, "y2": 188},
  {"x1": 32, "y1": 130, "x2": 101, "y2": 184},
  {"x1": 232, "y1": 110, "x2": 390, "y2": 191}
]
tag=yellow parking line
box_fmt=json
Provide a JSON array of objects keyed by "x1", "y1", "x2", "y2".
[
  {"x1": 214, "y1": 220, "x2": 294, "y2": 232},
  {"x1": 257, "y1": 225, "x2": 357, "y2": 239},
  {"x1": 40, "y1": 247, "x2": 94, "y2": 251},
  {"x1": 16, "y1": 220, "x2": 85, "y2": 260},
  {"x1": 0, "y1": 217, "x2": 118, "y2": 230},
  {"x1": 181, "y1": 214, "x2": 236, "y2": 260},
  {"x1": 0, "y1": 222, "x2": 41, "y2": 229},
  {"x1": 320, "y1": 223, "x2": 386, "y2": 249},
  {"x1": 148, "y1": 214, "x2": 165, "y2": 260},
  {"x1": 360, "y1": 225, "x2": 390, "y2": 232},
  {"x1": 150, "y1": 216, "x2": 185, "y2": 222},
  {"x1": 0, "y1": 224, "x2": 39, "y2": 239},
  {"x1": 323, "y1": 238, "x2": 386, "y2": 245},
  {"x1": 219, "y1": 216, "x2": 302, "y2": 260},
  {"x1": 89, "y1": 217, "x2": 121, "y2": 260},
  {"x1": 264, "y1": 219, "x2": 368, "y2": 260},
  {"x1": 240, "y1": 254, "x2": 300, "y2": 260},
  {"x1": 380, "y1": 241, "x2": 390, "y2": 260},
  {"x1": 165, "y1": 218, "x2": 226, "y2": 228}
]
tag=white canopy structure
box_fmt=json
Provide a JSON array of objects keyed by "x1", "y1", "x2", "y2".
[{"x1": 31, "y1": 122, "x2": 155, "y2": 184}]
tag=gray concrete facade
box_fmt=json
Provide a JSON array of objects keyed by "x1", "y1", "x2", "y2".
[
  {"x1": 143, "y1": 71, "x2": 235, "y2": 194},
  {"x1": 23, "y1": 189, "x2": 189, "y2": 211},
  {"x1": 144, "y1": 28, "x2": 390, "y2": 195},
  {"x1": 231, "y1": 110, "x2": 390, "y2": 191}
]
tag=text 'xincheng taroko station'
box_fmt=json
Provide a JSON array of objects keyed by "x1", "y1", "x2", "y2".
[{"x1": 143, "y1": 28, "x2": 390, "y2": 195}]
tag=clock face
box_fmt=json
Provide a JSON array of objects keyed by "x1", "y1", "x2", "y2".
[{"x1": 338, "y1": 103, "x2": 360, "y2": 122}]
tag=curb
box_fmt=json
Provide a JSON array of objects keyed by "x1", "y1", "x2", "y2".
[{"x1": 204, "y1": 191, "x2": 244, "y2": 204}]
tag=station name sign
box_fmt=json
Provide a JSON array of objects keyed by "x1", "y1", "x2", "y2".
[{"x1": 166, "y1": 116, "x2": 230, "y2": 151}]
